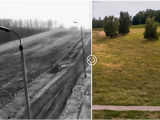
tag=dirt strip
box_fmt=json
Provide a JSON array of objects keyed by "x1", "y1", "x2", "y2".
[
  {"x1": 59, "y1": 65, "x2": 91, "y2": 120},
  {"x1": 14, "y1": 33, "x2": 91, "y2": 119},
  {"x1": 92, "y1": 105, "x2": 160, "y2": 111}
]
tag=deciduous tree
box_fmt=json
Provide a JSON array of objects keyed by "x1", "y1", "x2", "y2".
[
  {"x1": 133, "y1": 9, "x2": 160, "y2": 25},
  {"x1": 119, "y1": 11, "x2": 131, "y2": 35},
  {"x1": 103, "y1": 16, "x2": 119, "y2": 38},
  {"x1": 143, "y1": 17, "x2": 159, "y2": 40},
  {"x1": 92, "y1": 17, "x2": 103, "y2": 28}
]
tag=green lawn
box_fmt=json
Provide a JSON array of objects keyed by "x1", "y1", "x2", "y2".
[
  {"x1": 92, "y1": 24, "x2": 145, "y2": 31},
  {"x1": 92, "y1": 28, "x2": 103, "y2": 31},
  {"x1": 92, "y1": 27, "x2": 160, "y2": 106},
  {"x1": 93, "y1": 110, "x2": 160, "y2": 119},
  {"x1": 130, "y1": 24, "x2": 145, "y2": 29}
]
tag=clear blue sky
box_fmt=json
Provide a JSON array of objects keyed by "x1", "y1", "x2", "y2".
[{"x1": 93, "y1": 1, "x2": 160, "y2": 19}]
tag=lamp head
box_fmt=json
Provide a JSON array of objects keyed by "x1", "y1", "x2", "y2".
[
  {"x1": 73, "y1": 21, "x2": 77, "y2": 23},
  {"x1": 0, "y1": 26, "x2": 10, "y2": 32}
]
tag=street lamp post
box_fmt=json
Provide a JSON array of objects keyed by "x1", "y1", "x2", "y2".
[
  {"x1": 0, "y1": 26, "x2": 31, "y2": 119},
  {"x1": 73, "y1": 22, "x2": 87, "y2": 78}
]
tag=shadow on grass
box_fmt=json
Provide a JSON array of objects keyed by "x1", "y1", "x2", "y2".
[{"x1": 95, "y1": 33, "x2": 130, "y2": 42}]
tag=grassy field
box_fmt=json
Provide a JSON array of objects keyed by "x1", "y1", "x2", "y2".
[
  {"x1": 130, "y1": 24, "x2": 145, "y2": 29},
  {"x1": 92, "y1": 25, "x2": 160, "y2": 106},
  {"x1": 93, "y1": 110, "x2": 160, "y2": 119},
  {"x1": 92, "y1": 28, "x2": 103, "y2": 31},
  {"x1": 92, "y1": 24, "x2": 145, "y2": 31}
]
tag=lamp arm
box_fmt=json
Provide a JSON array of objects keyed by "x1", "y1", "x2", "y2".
[
  {"x1": 0, "y1": 26, "x2": 10, "y2": 32},
  {"x1": 78, "y1": 23, "x2": 82, "y2": 28},
  {"x1": 10, "y1": 30, "x2": 22, "y2": 46}
]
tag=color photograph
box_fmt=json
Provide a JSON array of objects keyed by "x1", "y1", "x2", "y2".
[{"x1": 92, "y1": 1, "x2": 160, "y2": 119}]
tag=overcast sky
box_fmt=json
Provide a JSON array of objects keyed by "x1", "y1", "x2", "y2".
[
  {"x1": 93, "y1": 1, "x2": 160, "y2": 19},
  {"x1": 0, "y1": 0, "x2": 91, "y2": 29}
]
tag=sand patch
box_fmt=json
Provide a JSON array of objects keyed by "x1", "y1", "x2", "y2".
[{"x1": 98, "y1": 31, "x2": 106, "y2": 36}]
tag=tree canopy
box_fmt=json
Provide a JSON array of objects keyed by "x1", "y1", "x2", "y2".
[
  {"x1": 133, "y1": 9, "x2": 160, "y2": 25},
  {"x1": 92, "y1": 17, "x2": 103, "y2": 28},
  {"x1": 0, "y1": 19, "x2": 56, "y2": 44},
  {"x1": 143, "y1": 17, "x2": 160, "y2": 40},
  {"x1": 103, "y1": 16, "x2": 119, "y2": 38},
  {"x1": 119, "y1": 11, "x2": 131, "y2": 34}
]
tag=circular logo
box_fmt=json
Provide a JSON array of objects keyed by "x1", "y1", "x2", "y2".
[{"x1": 87, "y1": 55, "x2": 97, "y2": 65}]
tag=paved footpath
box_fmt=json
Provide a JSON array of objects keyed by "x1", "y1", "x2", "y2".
[{"x1": 92, "y1": 105, "x2": 160, "y2": 111}]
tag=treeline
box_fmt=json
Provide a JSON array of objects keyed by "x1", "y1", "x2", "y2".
[
  {"x1": 131, "y1": 9, "x2": 160, "y2": 25},
  {"x1": 104, "y1": 15, "x2": 160, "y2": 40},
  {"x1": 0, "y1": 19, "x2": 55, "y2": 44},
  {"x1": 97, "y1": 10, "x2": 159, "y2": 40},
  {"x1": 93, "y1": 9, "x2": 160, "y2": 28},
  {"x1": 93, "y1": 14, "x2": 132, "y2": 29},
  {"x1": 92, "y1": 17, "x2": 103, "y2": 28}
]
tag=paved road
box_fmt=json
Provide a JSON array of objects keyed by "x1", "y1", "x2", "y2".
[{"x1": 92, "y1": 105, "x2": 160, "y2": 111}]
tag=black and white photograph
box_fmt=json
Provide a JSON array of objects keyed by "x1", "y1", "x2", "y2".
[{"x1": 0, "y1": 0, "x2": 91, "y2": 119}]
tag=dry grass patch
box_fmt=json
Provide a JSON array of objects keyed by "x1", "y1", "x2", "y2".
[
  {"x1": 92, "y1": 44, "x2": 107, "y2": 52},
  {"x1": 98, "y1": 31, "x2": 106, "y2": 36},
  {"x1": 101, "y1": 62, "x2": 122, "y2": 68}
]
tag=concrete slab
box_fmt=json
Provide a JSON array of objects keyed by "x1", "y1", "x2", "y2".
[{"x1": 92, "y1": 105, "x2": 160, "y2": 111}]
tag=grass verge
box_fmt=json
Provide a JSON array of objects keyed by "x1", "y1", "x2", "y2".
[{"x1": 93, "y1": 110, "x2": 160, "y2": 119}]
